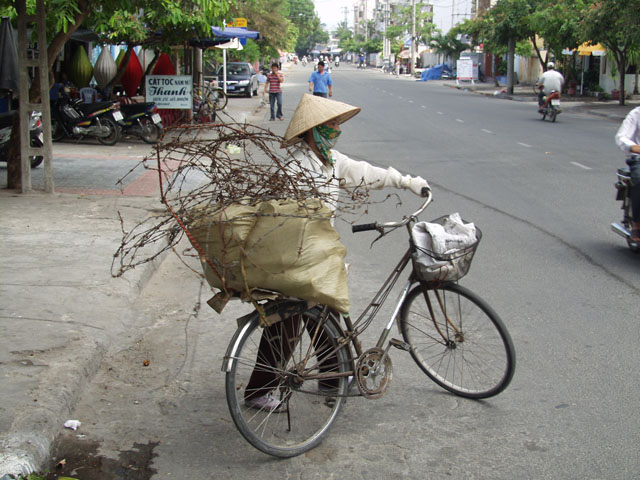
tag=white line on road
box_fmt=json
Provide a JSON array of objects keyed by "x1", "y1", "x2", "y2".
[
  {"x1": 408, "y1": 100, "x2": 414, "y2": 103},
  {"x1": 518, "y1": 142, "x2": 532, "y2": 148},
  {"x1": 456, "y1": 118, "x2": 464, "y2": 123},
  {"x1": 481, "y1": 129, "x2": 494, "y2": 134},
  {"x1": 437, "y1": 111, "x2": 444, "y2": 115},
  {"x1": 421, "y1": 105, "x2": 426, "y2": 109},
  {"x1": 571, "y1": 161, "x2": 592, "y2": 170}
]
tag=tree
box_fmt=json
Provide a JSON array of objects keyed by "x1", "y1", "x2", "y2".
[
  {"x1": 288, "y1": 0, "x2": 326, "y2": 55},
  {"x1": 453, "y1": 0, "x2": 535, "y2": 93},
  {"x1": 1, "y1": 0, "x2": 232, "y2": 189},
  {"x1": 430, "y1": 31, "x2": 469, "y2": 63},
  {"x1": 580, "y1": 0, "x2": 640, "y2": 105},
  {"x1": 228, "y1": 0, "x2": 297, "y2": 59}
]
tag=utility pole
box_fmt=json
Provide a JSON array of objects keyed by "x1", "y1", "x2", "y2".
[{"x1": 410, "y1": 0, "x2": 416, "y2": 75}]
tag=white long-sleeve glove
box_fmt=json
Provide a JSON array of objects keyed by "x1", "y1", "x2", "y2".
[{"x1": 386, "y1": 167, "x2": 430, "y2": 196}]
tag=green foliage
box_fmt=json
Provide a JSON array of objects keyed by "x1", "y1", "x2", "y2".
[{"x1": 430, "y1": 31, "x2": 469, "y2": 62}]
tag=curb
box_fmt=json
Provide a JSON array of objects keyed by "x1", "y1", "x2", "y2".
[
  {"x1": 0, "y1": 193, "x2": 172, "y2": 478},
  {"x1": 0, "y1": 338, "x2": 106, "y2": 477}
]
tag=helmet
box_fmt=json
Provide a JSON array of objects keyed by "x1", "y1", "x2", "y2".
[{"x1": 547, "y1": 62, "x2": 555, "y2": 69}]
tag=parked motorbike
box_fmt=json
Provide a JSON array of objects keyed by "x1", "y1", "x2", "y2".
[
  {"x1": 611, "y1": 155, "x2": 639, "y2": 252},
  {"x1": 538, "y1": 90, "x2": 561, "y2": 122},
  {"x1": 0, "y1": 110, "x2": 44, "y2": 168},
  {"x1": 114, "y1": 101, "x2": 163, "y2": 144},
  {"x1": 50, "y1": 89, "x2": 122, "y2": 145}
]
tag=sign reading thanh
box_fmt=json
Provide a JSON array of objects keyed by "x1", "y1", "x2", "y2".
[{"x1": 145, "y1": 75, "x2": 192, "y2": 109}]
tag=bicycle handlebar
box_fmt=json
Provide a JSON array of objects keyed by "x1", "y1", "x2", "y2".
[{"x1": 352, "y1": 187, "x2": 433, "y2": 234}]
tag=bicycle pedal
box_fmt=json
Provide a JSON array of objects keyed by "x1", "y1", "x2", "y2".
[{"x1": 389, "y1": 338, "x2": 411, "y2": 352}]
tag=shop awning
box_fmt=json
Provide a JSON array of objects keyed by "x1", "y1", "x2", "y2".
[{"x1": 210, "y1": 26, "x2": 260, "y2": 40}]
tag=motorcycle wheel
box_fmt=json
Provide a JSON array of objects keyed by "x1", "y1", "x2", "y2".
[
  {"x1": 97, "y1": 117, "x2": 120, "y2": 146},
  {"x1": 550, "y1": 107, "x2": 557, "y2": 123},
  {"x1": 139, "y1": 118, "x2": 161, "y2": 144},
  {"x1": 51, "y1": 118, "x2": 65, "y2": 141},
  {"x1": 30, "y1": 156, "x2": 43, "y2": 168}
]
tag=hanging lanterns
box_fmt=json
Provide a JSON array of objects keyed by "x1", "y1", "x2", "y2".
[
  {"x1": 120, "y1": 48, "x2": 144, "y2": 97},
  {"x1": 152, "y1": 53, "x2": 176, "y2": 75},
  {"x1": 68, "y1": 46, "x2": 93, "y2": 88},
  {"x1": 93, "y1": 47, "x2": 117, "y2": 88}
]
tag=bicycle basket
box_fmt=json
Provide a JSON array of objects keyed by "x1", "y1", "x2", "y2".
[{"x1": 411, "y1": 214, "x2": 482, "y2": 283}]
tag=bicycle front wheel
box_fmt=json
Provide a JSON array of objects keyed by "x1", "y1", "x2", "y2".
[
  {"x1": 211, "y1": 88, "x2": 228, "y2": 110},
  {"x1": 225, "y1": 307, "x2": 349, "y2": 458},
  {"x1": 400, "y1": 283, "x2": 515, "y2": 399}
]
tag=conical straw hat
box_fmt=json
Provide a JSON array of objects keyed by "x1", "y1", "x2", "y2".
[{"x1": 283, "y1": 94, "x2": 361, "y2": 145}]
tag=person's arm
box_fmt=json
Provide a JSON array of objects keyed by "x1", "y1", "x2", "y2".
[
  {"x1": 615, "y1": 109, "x2": 640, "y2": 155},
  {"x1": 332, "y1": 151, "x2": 429, "y2": 195},
  {"x1": 263, "y1": 76, "x2": 269, "y2": 95}
]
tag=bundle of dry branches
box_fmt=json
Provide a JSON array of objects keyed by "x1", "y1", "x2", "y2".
[{"x1": 111, "y1": 121, "x2": 375, "y2": 287}]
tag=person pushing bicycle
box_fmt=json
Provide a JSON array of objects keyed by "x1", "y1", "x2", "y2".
[{"x1": 244, "y1": 94, "x2": 430, "y2": 411}]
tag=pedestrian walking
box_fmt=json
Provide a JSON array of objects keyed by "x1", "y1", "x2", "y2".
[
  {"x1": 308, "y1": 61, "x2": 332, "y2": 98},
  {"x1": 264, "y1": 63, "x2": 285, "y2": 121}
]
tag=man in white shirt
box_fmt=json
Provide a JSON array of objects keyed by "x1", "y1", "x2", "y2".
[
  {"x1": 615, "y1": 106, "x2": 640, "y2": 242},
  {"x1": 538, "y1": 62, "x2": 564, "y2": 110}
]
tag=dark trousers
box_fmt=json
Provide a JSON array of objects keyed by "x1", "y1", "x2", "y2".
[
  {"x1": 313, "y1": 92, "x2": 328, "y2": 98},
  {"x1": 245, "y1": 314, "x2": 339, "y2": 400},
  {"x1": 269, "y1": 91, "x2": 282, "y2": 119},
  {"x1": 627, "y1": 156, "x2": 640, "y2": 223}
]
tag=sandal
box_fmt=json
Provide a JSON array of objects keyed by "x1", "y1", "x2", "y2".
[{"x1": 631, "y1": 229, "x2": 640, "y2": 243}]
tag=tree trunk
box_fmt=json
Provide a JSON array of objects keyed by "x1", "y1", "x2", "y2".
[
  {"x1": 615, "y1": 52, "x2": 626, "y2": 106},
  {"x1": 6, "y1": 0, "x2": 91, "y2": 190},
  {"x1": 506, "y1": 37, "x2": 515, "y2": 95}
]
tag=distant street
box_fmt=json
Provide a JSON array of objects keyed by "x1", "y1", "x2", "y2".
[{"x1": 44, "y1": 64, "x2": 639, "y2": 479}]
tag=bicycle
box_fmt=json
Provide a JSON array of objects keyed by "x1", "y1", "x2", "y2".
[
  {"x1": 192, "y1": 83, "x2": 228, "y2": 123},
  {"x1": 222, "y1": 188, "x2": 516, "y2": 458}
]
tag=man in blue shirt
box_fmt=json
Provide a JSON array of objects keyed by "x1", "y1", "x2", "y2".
[{"x1": 308, "y1": 61, "x2": 333, "y2": 98}]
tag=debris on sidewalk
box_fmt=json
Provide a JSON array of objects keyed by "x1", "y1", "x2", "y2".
[{"x1": 63, "y1": 420, "x2": 81, "y2": 431}]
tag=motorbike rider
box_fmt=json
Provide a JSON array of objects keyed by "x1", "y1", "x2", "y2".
[
  {"x1": 615, "y1": 106, "x2": 640, "y2": 243},
  {"x1": 537, "y1": 62, "x2": 564, "y2": 112}
]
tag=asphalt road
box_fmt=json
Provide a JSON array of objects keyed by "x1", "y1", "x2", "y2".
[{"x1": 49, "y1": 65, "x2": 639, "y2": 479}]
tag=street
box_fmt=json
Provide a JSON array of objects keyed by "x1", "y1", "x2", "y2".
[{"x1": 25, "y1": 64, "x2": 640, "y2": 479}]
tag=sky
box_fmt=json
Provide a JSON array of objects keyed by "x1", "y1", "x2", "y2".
[{"x1": 313, "y1": 0, "x2": 354, "y2": 33}]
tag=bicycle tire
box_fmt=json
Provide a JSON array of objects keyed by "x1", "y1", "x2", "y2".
[
  {"x1": 212, "y1": 89, "x2": 228, "y2": 110},
  {"x1": 225, "y1": 306, "x2": 349, "y2": 458},
  {"x1": 400, "y1": 283, "x2": 515, "y2": 399}
]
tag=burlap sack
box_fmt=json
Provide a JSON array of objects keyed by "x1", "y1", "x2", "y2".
[{"x1": 188, "y1": 198, "x2": 350, "y2": 313}]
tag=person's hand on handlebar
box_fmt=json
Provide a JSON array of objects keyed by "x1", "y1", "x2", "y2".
[{"x1": 406, "y1": 176, "x2": 430, "y2": 197}]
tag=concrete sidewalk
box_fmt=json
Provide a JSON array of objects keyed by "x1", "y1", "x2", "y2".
[
  {"x1": 444, "y1": 79, "x2": 640, "y2": 122},
  {"x1": 0, "y1": 92, "x2": 269, "y2": 477}
]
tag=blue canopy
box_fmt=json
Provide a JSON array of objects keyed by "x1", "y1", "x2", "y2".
[
  {"x1": 210, "y1": 26, "x2": 260, "y2": 40},
  {"x1": 420, "y1": 63, "x2": 451, "y2": 82}
]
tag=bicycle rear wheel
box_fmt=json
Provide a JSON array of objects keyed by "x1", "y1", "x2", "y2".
[
  {"x1": 400, "y1": 283, "x2": 515, "y2": 399},
  {"x1": 225, "y1": 306, "x2": 349, "y2": 458}
]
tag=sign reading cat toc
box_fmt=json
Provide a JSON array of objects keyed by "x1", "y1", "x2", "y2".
[{"x1": 146, "y1": 75, "x2": 192, "y2": 109}]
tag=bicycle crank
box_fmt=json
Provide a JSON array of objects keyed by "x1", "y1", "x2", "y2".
[{"x1": 355, "y1": 347, "x2": 393, "y2": 399}]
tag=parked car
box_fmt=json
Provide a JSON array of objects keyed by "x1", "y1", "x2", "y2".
[{"x1": 216, "y1": 62, "x2": 259, "y2": 97}]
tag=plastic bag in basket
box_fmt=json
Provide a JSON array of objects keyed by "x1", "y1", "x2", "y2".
[{"x1": 412, "y1": 213, "x2": 479, "y2": 282}]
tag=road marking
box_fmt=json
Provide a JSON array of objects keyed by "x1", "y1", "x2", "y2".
[
  {"x1": 421, "y1": 105, "x2": 426, "y2": 109},
  {"x1": 571, "y1": 161, "x2": 592, "y2": 170},
  {"x1": 408, "y1": 100, "x2": 414, "y2": 103},
  {"x1": 456, "y1": 118, "x2": 464, "y2": 123},
  {"x1": 437, "y1": 111, "x2": 444, "y2": 115},
  {"x1": 481, "y1": 129, "x2": 494, "y2": 134},
  {"x1": 398, "y1": 96, "x2": 403, "y2": 99},
  {"x1": 518, "y1": 142, "x2": 532, "y2": 148}
]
